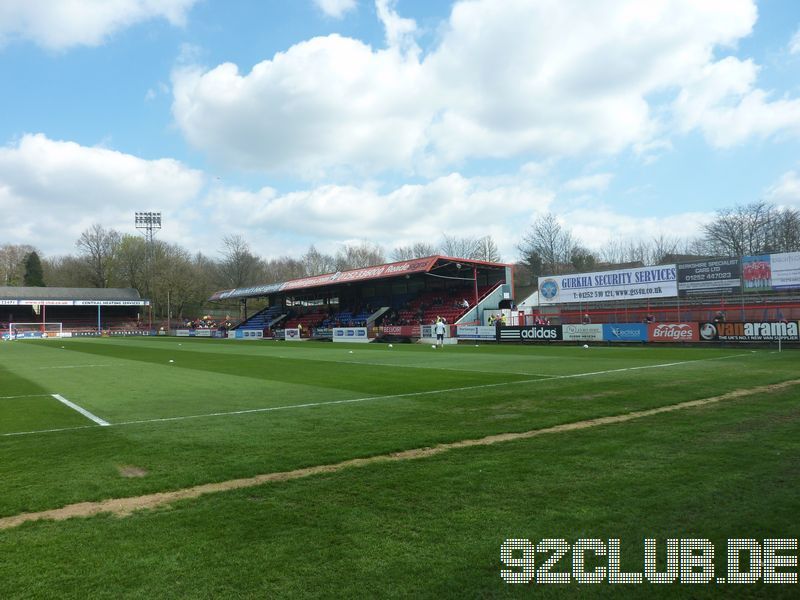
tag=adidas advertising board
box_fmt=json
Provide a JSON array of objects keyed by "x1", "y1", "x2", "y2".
[{"x1": 497, "y1": 325, "x2": 562, "y2": 342}]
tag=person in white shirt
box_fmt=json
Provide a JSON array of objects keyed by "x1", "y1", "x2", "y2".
[{"x1": 434, "y1": 317, "x2": 446, "y2": 348}]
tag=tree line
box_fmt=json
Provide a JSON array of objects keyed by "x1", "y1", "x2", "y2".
[
  {"x1": 0, "y1": 229, "x2": 502, "y2": 319},
  {"x1": 516, "y1": 201, "x2": 800, "y2": 286},
  {"x1": 1, "y1": 201, "x2": 797, "y2": 317}
]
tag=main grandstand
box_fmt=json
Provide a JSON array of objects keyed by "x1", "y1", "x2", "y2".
[{"x1": 209, "y1": 255, "x2": 514, "y2": 340}]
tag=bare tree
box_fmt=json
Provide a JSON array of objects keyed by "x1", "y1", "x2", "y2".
[
  {"x1": 151, "y1": 242, "x2": 211, "y2": 322},
  {"x1": 701, "y1": 202, "x2": 774, "y2": 257},
  {"x1": 334, "y1": 242, "x2": 385, "y2": 270},
  {"x1": 217, "y1": 234, "x2": 263, "y2": 288},
  {"x1": 265, "y1": 256, "x2": 306, "y2": 282},
  {"x1": 570, "y1": 245, "x2": 597, "y2": 272},
  {"x1": 42, "y1": 255, "x2": 91, "y2": 287},
  {"x1": 598, "y1": 235, "x2": 693, "y2": 266},
  {"x1": 390, "y1": 242, "x2": 438, "y2": 261},
  {"x1": 473, "y1": 236, "x2": 501, "y2": 262},
  {"x1": 768, "y1": 207, "x2": 800, "y2": 253},
  {"x1": 440, "y1": 234, "x2": 479, "y2": 259},
  {"x1": 517, "y1": 213, "x2": 575, "y2": 277},
  {"x1": 302, "y1": 245, "x2": 336, "y2": 276},
  {"x1": 76, "y1": 224, "x2": 121, "y2": 287}
]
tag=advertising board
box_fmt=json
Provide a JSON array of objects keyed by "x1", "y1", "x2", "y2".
[
  {"x1": 538, "y1": 265, "x2": 677, "y2": 304},
  {"x1": 677, "y1": 259, "x2": 740, "y2": 296}
]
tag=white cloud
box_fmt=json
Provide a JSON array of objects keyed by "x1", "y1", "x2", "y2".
[
  {"x1": 764, "y1": 170, "x2": 800, "y2": 208},
  {"x1": 171, "y1": 35, "x2": 428, "y2": 177},
  {"x1": 376, "y1": 0, "x2": 417, "y2": 51},
  {"x1": 0, "y1": 133, "x2": 718, "y2": 265},
  {"x1": 424, "y1": 0, "x2": 759, "y2": 161},
  {"x1": 0, "y1": 0, "x2": 198, "y2": 50},
  {"x1": 790, "y1": 27, "x2": 800, "y2": 55},
  {"x1": 313, "y1": 0, "x2": 357, "y2": 19},
  {"x1": 172, "y1": 0, "x2": 800, "y2": 177},
  {"x1": 563, "y1": 174, "x2": 613, "y2": 194},
  {"x1": 565, "y1": 208, "x2": 711, "y2": 252},
  {"x1": 200, "y1": 173, "x2": 555, "y2": 261},
  {"x1": 673, "y1": 56, "x2": 800, "y2": 147},
  {"x1": 196, "y1": 168, "x2": 709, "y2": 264},
  {"x1": 0, "y1": 134, "x2": 203, "y2": 254}
]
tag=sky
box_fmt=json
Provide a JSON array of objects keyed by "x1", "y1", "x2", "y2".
[{"x1": 1, "y1": 0, "x2": 799, "y2": 264}]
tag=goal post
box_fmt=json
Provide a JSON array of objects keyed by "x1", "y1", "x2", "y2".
[{"x1": 7, "y1": 322, "x2": 63, "y2": 339}]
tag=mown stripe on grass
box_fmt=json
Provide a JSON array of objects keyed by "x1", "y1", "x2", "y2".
[
  {"x1": 2, "y1": 378, "x2": 797, "y2": 531},
  {"x1": 0, "y1": 353, "x2": 753, "y2": 438}
]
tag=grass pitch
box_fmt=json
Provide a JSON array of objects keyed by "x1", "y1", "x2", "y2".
[{"x1": 1, "y1": 337, "x2": 799, "y2": 598}]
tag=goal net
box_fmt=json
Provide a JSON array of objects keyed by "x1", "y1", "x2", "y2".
[{"x1": 6, "y1": 322, "x2": 63, "y2": 340}]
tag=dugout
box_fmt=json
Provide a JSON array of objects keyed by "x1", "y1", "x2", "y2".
[
  {"x1": 0, "y1": 287, "x2": 150, "y2": 334},
  {"x1": 210, "y1": 256, "x2": 514, "y2": 337}
]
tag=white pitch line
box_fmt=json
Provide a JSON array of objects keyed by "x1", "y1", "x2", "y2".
[
  {"x1": 0, "y1": 394, "x2": 52, "y2": 400},
  {"x1": 1, "y1": 424, "x2": 98, "y2": 437},
  {"x1": 35, "y1": 364, "x2": 111, "y2": 370},
  {"x1": 51, "y1": 394, "x2": 110, "y2": 427},
  {"x1": 1, "y1": 353, "x2": 754, "y2": 438}
]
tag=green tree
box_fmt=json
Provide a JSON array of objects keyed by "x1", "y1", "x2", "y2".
[
  {"x1": 23, "y1": 251, "x2": 45, "y2": 286},
  {"x1": 0, "y1": 244, "x2": 36, "y2": 286}
]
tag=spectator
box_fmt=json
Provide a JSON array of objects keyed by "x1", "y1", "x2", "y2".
[{"x1": 582, "y1": 313, "x2": 591, "y2": 324}]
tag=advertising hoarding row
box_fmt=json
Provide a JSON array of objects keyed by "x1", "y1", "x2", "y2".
[
  {"x1": 537, "y1": 251, "x2": 800, "y2": 305},
  {"x1": 0, "y1": 299, "x2": 149, "y2": 306},
  {"x1": 493, "y1": 322, "x2": 798, "y2": 343}
]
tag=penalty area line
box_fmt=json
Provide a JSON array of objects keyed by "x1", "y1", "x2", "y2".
[{"x1": 51, "y1": 394, "x2": 111, "y2": 427}]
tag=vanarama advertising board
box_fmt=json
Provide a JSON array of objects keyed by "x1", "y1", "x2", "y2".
[
  {"x1": 538, "y1": 265, "x2": 677, "y2": 304},
  {"x1": 699, "y1": 321, "x2": 800, "y2": 342}
]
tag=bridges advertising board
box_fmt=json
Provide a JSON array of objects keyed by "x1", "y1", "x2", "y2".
[{"x1": 648, "y1": 323, "x2": 699, "y2": 342}]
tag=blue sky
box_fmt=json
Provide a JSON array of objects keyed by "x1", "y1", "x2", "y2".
[{"x1": 1, "y1": 0, "x2": 799, "y2": 262}]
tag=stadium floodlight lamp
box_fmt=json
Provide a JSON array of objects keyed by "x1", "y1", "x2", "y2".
[{"x1": 135, "y1": 212, "x2": 162, "y2": 228}]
